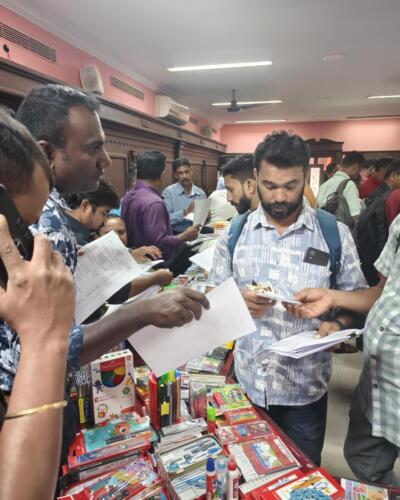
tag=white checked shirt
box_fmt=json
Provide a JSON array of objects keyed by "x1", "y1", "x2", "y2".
[
  {"x1": 359, "y1": 214, "x2": 400, "y2": 446},
  {"x1": 208, "y1": 205, "x2": 367, "y2": 407}
]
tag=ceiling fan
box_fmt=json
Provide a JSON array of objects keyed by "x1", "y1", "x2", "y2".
[{"x1": 225, "y1": 89, "x2": 277, "y2": 112}]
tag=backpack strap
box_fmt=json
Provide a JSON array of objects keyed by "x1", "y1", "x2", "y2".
[
  {"x1": 315, "y1": 208, "x2": 342, "y2": 289},
  {"x1": 227, "y1": 211, "x2": 250, "y2": 268},
  {"x1": 336, "y1": 178, "x2": 351, "y2": 195}
]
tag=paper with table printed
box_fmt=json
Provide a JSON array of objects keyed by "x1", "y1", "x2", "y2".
[
  {"x1": 75, "y1": 231, "x2": 143, "y2": 324},
  {"x1": 129, "y1": 277, "x2": 256, "y2": 376}
]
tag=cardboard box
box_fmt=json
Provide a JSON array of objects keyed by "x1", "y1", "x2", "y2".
[{"x1": 90, "y1": 349, "x2": 135, "y2": 424}]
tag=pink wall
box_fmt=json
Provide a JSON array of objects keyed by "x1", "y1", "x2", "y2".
[
  {"x1": 221, "y1": 118, "x2": 400, "y2": 153},
  {"x1": 0, "y1": 5, "x2": 219, "y2": 139}
]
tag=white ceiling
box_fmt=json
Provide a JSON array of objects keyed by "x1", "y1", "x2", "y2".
[{"x1": 3, "y1": 0, "x2": 400, "y2": 126}]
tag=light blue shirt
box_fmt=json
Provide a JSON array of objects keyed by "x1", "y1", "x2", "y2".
[
  {"x1": 162, "y1": 182, "x2": 206, "y2": 226},
  {"x1": 208, "y1": 204, "x2": 367, "y2": 407}
]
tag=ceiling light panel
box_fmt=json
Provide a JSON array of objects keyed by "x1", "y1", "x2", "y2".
[
  {"x1": 212, "y1": 99, "x2": 282, "y2": 106},
  {"x1": 167, "y1": 61, "x2": 273, "y2": 72},
  {"x1": 232, "y1": 119, "x2": 288, "y2": 124},
  {"x1": 367, "y1": 95, "x2": 400, "y2": 99}
]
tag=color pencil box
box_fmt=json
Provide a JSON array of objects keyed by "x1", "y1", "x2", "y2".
[{"x1": 216, "y1": 420, "x2": 275, "y2": 445}]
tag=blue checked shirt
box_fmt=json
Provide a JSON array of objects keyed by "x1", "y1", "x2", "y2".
[
  {"x1": 162, "y1": 182, "x2": 206, "y2": 226},
  {"x1": 208, "y1": 205, "x2": 367, "y2": 407},
  {"x1": 0, "y1": 190, "x2": 84, "y2": 393},
  {"x1": 358, "y1": 214, "x2": 400, "y2": 446}
]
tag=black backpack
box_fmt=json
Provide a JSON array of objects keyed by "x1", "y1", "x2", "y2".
[
  {"x1": 356, "y1": 193, "x2": 390, "y2": 285},
  {"x1": 321, "y1": 178, "x2": 354, "y2": 230}
]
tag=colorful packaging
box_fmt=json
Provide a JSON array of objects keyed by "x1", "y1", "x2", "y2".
[
  {"x1": 90, "y1": 349, "x2": 135, "y2": 424},
  {"x1": 216, "y1": 420, "x2": 275, "y2": 445},
  {"x1": 272, "y1": 468, "x2": 344, "y2": 499},
  {"x1": 224, "y1": 407, "x2": 260, "y2": 425},
  {"x1": 212, "y1": 384, "x2": 252, "y2": 412},
  {"x1": 228, "y1": 436, "x2": 299, "y2": 483}
]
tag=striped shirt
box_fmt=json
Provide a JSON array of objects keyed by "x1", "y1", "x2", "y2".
[
  {"x1": 208, "y1": 204, "x2": 367, "y2": 407},
  {"x1": 359, "y1": 214, "x2": 400, "y2": 446}
]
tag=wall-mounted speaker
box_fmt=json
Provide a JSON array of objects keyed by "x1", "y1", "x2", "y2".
[{"x1": 80, "y1": 64, "x2": 104, "y2": 95}]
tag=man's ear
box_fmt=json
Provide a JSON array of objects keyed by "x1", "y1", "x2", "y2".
[
  {"x1": 38, "y1": 140, "x2": 56, "y2": 165},
  {"x1": 246, "y1": 179, "x2": 256, "y2": 195}
]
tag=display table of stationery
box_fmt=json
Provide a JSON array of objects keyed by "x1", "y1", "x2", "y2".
[{"x1": 58, "y1": 340, "x2": 369, "y2": 500}]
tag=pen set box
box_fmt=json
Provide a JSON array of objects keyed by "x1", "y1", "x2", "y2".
[
  {"x1": 157, "y1": 435, "x2": 223, "y2": 500},
  {"x1": 228, "y1": 436, "x2": 299, "y2": 483},
  {"x1": 149, "y1": 371, "x2": 181, "y2": 429},
  {"x1": 60, "y1": 431, "x2": 152, "y2": 489},
  {"x1": 70, "y1": 414, "x2": 152, "y2": 454},
  {"x1": 242, "y1": 468, "x2": 344, "y2": 499},
  {"x1": 90, "y1": 349, "x2": 135, "y2": 424},
  {"x1": 58, "y1": 458, "x2": 163, "y2": 500},
  {"x1": 216, "y1": 420, "x2": 275, "y2": 445}
]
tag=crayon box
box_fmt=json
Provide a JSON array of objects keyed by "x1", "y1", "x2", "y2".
[{"x1": 90, "y1": 350, "x2": 135, "y2": 424}]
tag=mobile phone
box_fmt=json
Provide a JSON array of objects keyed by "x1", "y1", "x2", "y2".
[{"x1": 0, "y1": 184, "x2": 34, "y2": 286}]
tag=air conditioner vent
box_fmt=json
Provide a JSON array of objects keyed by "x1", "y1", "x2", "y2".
[
  {"x1": 0, "y1": 23, "x2": 56, "y2": 62},
  {"x1": 110, "y1": 76, "x2": 144, "y2": 100}
]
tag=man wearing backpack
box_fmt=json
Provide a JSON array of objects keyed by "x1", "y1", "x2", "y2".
[
  {"x1": 208, "y1": 131, "x2": 367, "y2": 466},
  {"x1": 317, "y1": 151, "x2": 365, "y2": 228},
  {"x1": 357, "y1": 160, "x2": 400, "y2": 285}
]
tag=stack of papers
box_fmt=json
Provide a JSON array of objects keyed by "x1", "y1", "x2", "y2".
[{"x1": 257, "y1": 329, "x2": 363, "y2": 360}]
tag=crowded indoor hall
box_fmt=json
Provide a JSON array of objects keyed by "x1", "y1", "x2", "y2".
[{"x1": 0, "y1": 1, "x2": 400, "y2": 499}]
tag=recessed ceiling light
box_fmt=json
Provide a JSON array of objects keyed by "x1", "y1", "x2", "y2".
[
  {"x1": 367, "y1": 95, "x2": 400, "y2": 99},
  {"x1": 232, "y1": 119, "x2": 288, "y2": 124},
  {"x1": 322, "y1": 53, "x2": 345, "y2": 62},
  {"x1": 212, "y1": 99, "x2": 282, "y2": 106},
  {"x1": 167, "y1": 61, "x2": 273, "y2": 72}
]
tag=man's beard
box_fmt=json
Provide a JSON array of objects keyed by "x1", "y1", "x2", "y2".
[
  {"x1": 258, "y1": 186, "x2": 304, "y2": 221},
  {"x1": 232, "y1": 194, "x2": 251, "y2": 215}
]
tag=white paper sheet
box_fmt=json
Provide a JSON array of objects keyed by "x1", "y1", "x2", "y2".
[
  {"x1": 103, "y1": 284, "x2": 161, "y2": 317},
  {"x1": 75, "y1": 231, "x2": 143, "y2": 324},
  {"x1": 193, "y1": 199, "x2": 211, "y2": 227},
  {"x1": 138, "y1": 259, "x2": 164, "y2": 273},
  {"x1": 128, "y1": 277, "x2": 256, "y2": 376},
  {"x1": 256, "y1": 329, "x2": 364, "y2": 360},
  {"x1": 189, "y1": 245, "x2": 216, "y2": 272}
]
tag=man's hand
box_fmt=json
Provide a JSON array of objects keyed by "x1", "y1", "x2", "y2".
[
  {"x1": 180, "y1": 225, "x2": 200, "y2": 242},
  {"x1": 0, "y1": 215, "x2": 74, "y2": 349},
  {"x1": 151, "y1": 269, "x2": 173, "y2": 287},
  {"x1": 183, "y1": 202, "x2": 195, "y2": 217},
  {"x1": 285, "y1": 288, "x2": 334, "y2": 319},
  {"x1": 140, "y1": 287, "x2": 209, "y2": 327},
  {"x1": 317, "y1": 321, "x2": 342, "y2": 352},
  {"x1": 131, "y1": 246, "x2": 162, "y2": 263},
  {"x1": 242, "y1": 290, "x2": 275, "y2": 318}
]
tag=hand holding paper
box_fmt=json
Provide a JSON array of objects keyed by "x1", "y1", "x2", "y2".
[
  {"x1": 193, "y1": 199, "x2": 211, "y2": 228},
  {"x1": 129, "y1": 278, "x2": 256, "y2": 376}
]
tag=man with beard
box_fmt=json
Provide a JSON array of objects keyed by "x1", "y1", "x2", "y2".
[
  {"x1": 208, "y1": 131, "x2": 367, "y2": 466},
  {"x1": 222, "y1": 154, "x2": 259, "y2": 214}
]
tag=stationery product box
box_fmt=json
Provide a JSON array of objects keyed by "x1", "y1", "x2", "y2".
[
  {"x1": 90, "y1": 349, "x2": 135, "y2": 424},
  {"x1": 216, "y1": 420, "x2": 275, "y2": 445},
  {"x1": 228, "y1": 436, "x2": 299, "y2": 483}
]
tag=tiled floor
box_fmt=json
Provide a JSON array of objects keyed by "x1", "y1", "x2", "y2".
[{"x1": 322, "y1": 351, "x2": 400, "y2": 480}]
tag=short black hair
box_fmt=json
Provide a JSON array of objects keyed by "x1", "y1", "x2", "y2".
[
  {"x1": 65, "y1": 178, "x2": 120, "y2": 210},
  {"x1": 254, "y1": 130, "x2": 310, "y2": 171},
  {"x1": 221, "y1": 154, "x2": 255, "y2": 182},
  {"x1": 16, "y1": 84, "x2": 100, "y2": 147},
  {"x1": 136, "y1": 150, "x2": 166, "y2": 180},
  {"x1": 384, "y1": 160, "x2": 400, "y2": 180},
  {"x1": 325, "y1": 162, "x2": 337, "y2": 175},
  {"x1": 173, "y1": 157, "x2": 192, "y2": 173},
  {"x1": 342, "y1": 151, "x2": 365, "y2": 168},
  {"x1": 0, "y1": 109, "x2": 53, "y2": 194},
  {"x1": 376, "y1": 157, "x2": 393, "y2": 172}
]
